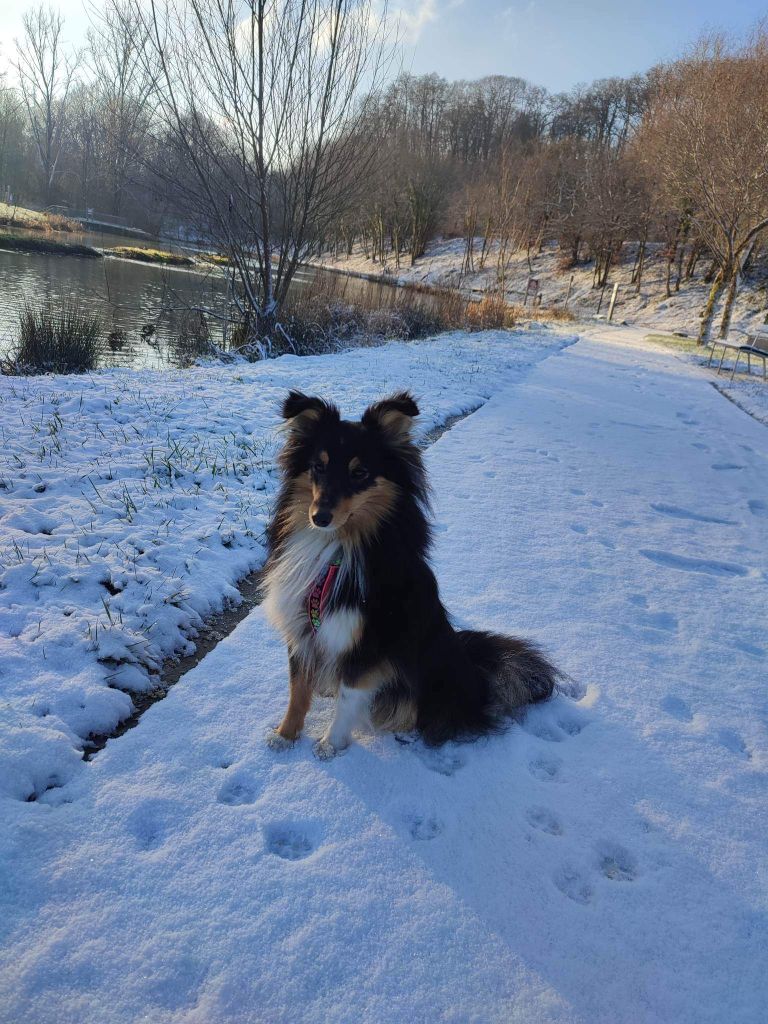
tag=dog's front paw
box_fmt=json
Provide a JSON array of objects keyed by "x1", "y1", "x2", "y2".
[
  {"x1": 313, "y1": 738, "x2": 342, "y2": 760},
  {"x1": 266, "y1": 729, "x2": 296, "y2": 752}
]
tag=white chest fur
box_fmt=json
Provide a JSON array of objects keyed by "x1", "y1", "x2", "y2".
[{"x1": 263, "y1": 530, "x2": 362, "y2": 663}]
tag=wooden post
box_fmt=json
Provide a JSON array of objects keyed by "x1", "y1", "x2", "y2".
[
  {"x1": 608, "y1": 282, "x2": 619, "y2": 322},
  {"x1": 564, "y1": 274, "x2": 574, "y2": 309}
]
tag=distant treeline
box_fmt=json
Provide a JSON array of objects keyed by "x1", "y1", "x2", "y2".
[{"x1": 2, "y1": 3, "x2": 768, "y2": 340}]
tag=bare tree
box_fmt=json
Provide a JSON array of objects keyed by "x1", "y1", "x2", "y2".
[
  {"x1": 131, "y1": 0, "x2": 394, "y2": 347},
  {"x1": 14, "y1": 5, "x2": 79, "y2": 205},
  {"x1": 640, "y1": 29, "x2": 768, "y2": 340},
  {"x1": 0, "y1": 70, "x2": 28, "y2": 202},
  {"x1": 87, "y1": 0, "x2": 157, "y2": 217}
]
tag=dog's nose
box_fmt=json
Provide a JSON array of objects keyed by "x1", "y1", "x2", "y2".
[{"x1": 312, "y1": 508, "x2": 333, "y2": 528}]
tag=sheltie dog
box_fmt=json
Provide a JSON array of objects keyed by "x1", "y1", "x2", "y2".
[{"x1": 262, "y1": 390, "x2": 559, "y2": 759}]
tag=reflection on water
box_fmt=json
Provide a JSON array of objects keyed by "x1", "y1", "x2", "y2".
[
  {"x1": 0, "y1": 233, "x2": 411, "y2": 370},
  {"x1": 0, "y1": 246, "x2": 231, "y2": 369}
]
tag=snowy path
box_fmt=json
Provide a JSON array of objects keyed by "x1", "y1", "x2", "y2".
[{"x1": 2, "y1": 337, "x2": 767, "y2": 1023}]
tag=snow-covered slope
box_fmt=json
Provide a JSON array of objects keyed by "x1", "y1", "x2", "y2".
[
  {"x1": 1, "y1": 335, "x2": 766, "y2": 1023},
  {"x1": 0, "y1": 330, "x2": 570, "y2": 802},
  {"x1": 313, "y1": 237, "x2": 768, "y2": 338}
]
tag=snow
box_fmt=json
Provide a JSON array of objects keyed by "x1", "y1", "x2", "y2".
[
  {"x1": 2, "y1": 330, "x2": 767, "y2": 1023},
  {"x1": 313, "y1": 237, "x2": 768, "y2": 338},
  {"x1": 0, "y1": 329, "x2": 569, "y2": 802}
]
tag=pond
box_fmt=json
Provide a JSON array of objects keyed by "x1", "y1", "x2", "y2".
[{"x1": 0, "y1": 229, "x2": 411, "y2": 370}]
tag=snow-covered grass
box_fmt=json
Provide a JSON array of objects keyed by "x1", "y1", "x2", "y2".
[
  {"x1": 313, "y1": 237, "x2": 768, "y2": 338},
  {"x1": 1, "y1": 333, "x2": 766, "y2": 1023},
  {"x1": 0, "y1": 329, "x2": 569, "y2": 804}
]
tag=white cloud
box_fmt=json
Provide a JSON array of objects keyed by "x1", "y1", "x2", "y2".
[{"x1": 396, "y1": 0, "x2": 439, "y2": 43}]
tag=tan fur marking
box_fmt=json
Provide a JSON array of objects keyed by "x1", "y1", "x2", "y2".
[
  {"x1": 319, "y1": 450, "x2": 329, "y2": 466},
  {"x1": 339, "y1": 478, "x2": 399, "y2": 541},
  {"x1": 280, "y1": 473, "x2": 313, "y2": 533},
  {"x1": 352, "y1": 659, "x2": 395, "y2": 691},
  {"x1": 348, "y1": 456, "x2": 363, "y2": 472},
  {"x1": 371, "y1": 694, "x2": 418, "y2": 733},
  {"x1": 276, "y1": 663, "x2": 313, "y2": 740},
  {"x1": 379, "y1": 409, "x2": 413, "y2": 439},
  {"x1": 288, "y1": 407, "x2": 323, "y2": 427},
  {"x1": 309, "y1": 477, "x2": 398, "y2": 534}
]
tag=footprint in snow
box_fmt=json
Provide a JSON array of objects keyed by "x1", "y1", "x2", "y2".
[
  {"x1": 569, "y1": 523, "x2": 588, "y2": 534},
  {"x1": 650, "y1": 502, "x2": 735, "y2": 525},
  {"x1": 523, "y1": 705, "x2": 588, "y2": 742},
  {"x1": 417, "y1": 746, "x2": 466, "y2": 777},
  {"x1": 125, "y1": 799, "x2": 180, "y2": 852},
  {"x1": 661, "y1": 695, "x2": 693, "y2": 722},
  {"x1": 526, "y1": 806, "x2": 564, "y2": 836},
  {"x1": 523, "y1": 717, "x2": 565, "y2": 742},
  {"x1": 145, "y1": 956, "x2": 206, "y2": 1011},
  {"x1": 217, "y1": 771, "x2": 260, "y2": 806},
  {"x1": 639, "y1": 549, "x2": 749, "y2": 578},
  {"x1": 528, "y1": 755, "x2": 562, "y2": 782},
  {"x1": 554, "y1": 864, "x2": 594, "y2": 904},
  {"x1": 406, "y1": 814, "x2": 443, "y2": 841},
  {"x1": 569, "y1": 487, "x2": 586, "y2": 496},
  {"x1": 714, "y1": 727, "x2": 751, "y2": 760},
  {"x1": 691, "y1": 442, "x2": 710, "y2": 451},
  {"x1": 598, "y1": 841, "x2": 638, "y2": 882},
  {"x1": 264, "y1": 823, "x2": 317, "y2": 860},
  {"x1": 731, "y1": 639, "x2": 765, "y2": 659},
  {"x1": 748, "y1": 499, "x2": 768, "y2": 519},
  {"x1": 711, "y1": 462, "x2": 743, "y2": 471},
  {"x1": 636, "y1": 609, "x2": 678, "y2": 632},
  {"x1": 555, "y1": 676, "x2": 587, "y2": 701}
]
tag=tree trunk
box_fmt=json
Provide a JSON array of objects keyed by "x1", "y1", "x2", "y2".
[
  {"x1": 698, "y1": 266, "x2": 727, "y2": 344},
  {"x1": 718, "y1": 243, "x2": 755, "y2": 338}
]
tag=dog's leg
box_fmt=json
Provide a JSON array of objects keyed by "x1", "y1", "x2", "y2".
[
  {"x1": 314, "y1": 685, "x2": 370, "y2": 760},
  {"x1": 268, "y1": 656, "x2": 313, "y2": 749}
]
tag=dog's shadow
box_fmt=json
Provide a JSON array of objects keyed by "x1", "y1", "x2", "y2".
[{"x1": 325, "y1": 687, "x2": 766, "y2": 1019}]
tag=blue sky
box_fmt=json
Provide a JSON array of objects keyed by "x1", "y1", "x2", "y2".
[
  {"x1": 1, "y1": 0, "x2": 766, "y2": 91},
  {"x1": 402, "y1": 0, "x2": 767, "y2": 90}
]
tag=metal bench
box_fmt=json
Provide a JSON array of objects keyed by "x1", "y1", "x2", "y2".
[{"x1": 708, "y1": 329, "x2": 768, "y2": 380}]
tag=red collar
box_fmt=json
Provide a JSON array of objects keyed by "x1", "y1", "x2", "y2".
[{"x1": 307, "y1": 555, "x2": 342, "y2": 632}]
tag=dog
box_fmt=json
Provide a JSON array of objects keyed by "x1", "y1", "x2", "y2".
[{"x1": 262, "y1": 389, "x2": 559, "y2": 759}]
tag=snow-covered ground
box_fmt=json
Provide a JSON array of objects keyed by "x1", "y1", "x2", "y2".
[
  {"x1": 313, "y1": 237, "x2": 768, "y2": 337},
  {"x1": 0, "y1": 330, "x2": 569, "y2": 803},
  {"x1": 1, "y1": 329, "x2": 767, "y2": 1023}
]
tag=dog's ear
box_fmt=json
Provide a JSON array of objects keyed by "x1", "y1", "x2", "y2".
[
  {"x1": 362, "y1": 391, "x2": 419, "y2": 442},
  {"x1": 281, "y1": 391, "x2": 338, "y2": 429}
]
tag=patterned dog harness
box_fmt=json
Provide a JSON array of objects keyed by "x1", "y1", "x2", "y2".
[{"x1": 307, "y1": 555, "x2": 342, "y2": 632}]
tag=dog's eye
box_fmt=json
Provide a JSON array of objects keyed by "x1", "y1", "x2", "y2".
[
  {"x1": 312, "y1": 461, "x2": 326, "y2": 475},
  {"x1": 350, "y1": 466, "x2": 369, "y2": 481}
]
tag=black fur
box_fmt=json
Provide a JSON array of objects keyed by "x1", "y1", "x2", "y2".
[{"x1": 266, "y1": 389, "x2": 559, "y2": 746}]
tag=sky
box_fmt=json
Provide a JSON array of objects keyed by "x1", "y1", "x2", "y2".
[{"x1": 1, "y1": 0, "x2": 766, "y2": 92}]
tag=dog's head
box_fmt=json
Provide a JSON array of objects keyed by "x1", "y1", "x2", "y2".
[{"x1": 278, "y1": 390, "x2": 422, "y2": 533}]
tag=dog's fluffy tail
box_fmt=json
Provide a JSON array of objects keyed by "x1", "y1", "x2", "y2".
[
  {"x1": 458, "y1": 629, "x2": 558, "y2": 713},
  {"x1": 416, "y1": 629, "x2": 559, "y2": 746}
]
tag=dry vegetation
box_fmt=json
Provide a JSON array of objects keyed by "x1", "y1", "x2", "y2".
[
  {"x1": 105, "y1": 246, "x2": 194, "y2": 267},
  {"x1": 0, "y1": 202, "x2": 77, "y2": 233}
]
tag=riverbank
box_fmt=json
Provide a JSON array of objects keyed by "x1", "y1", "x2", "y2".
[
  {"x1": 0, "y1": 231, "x2": 102, "y2": 258},
  {"x1": 311, "y1": 237, "x2": 768, "y2": 337}
]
